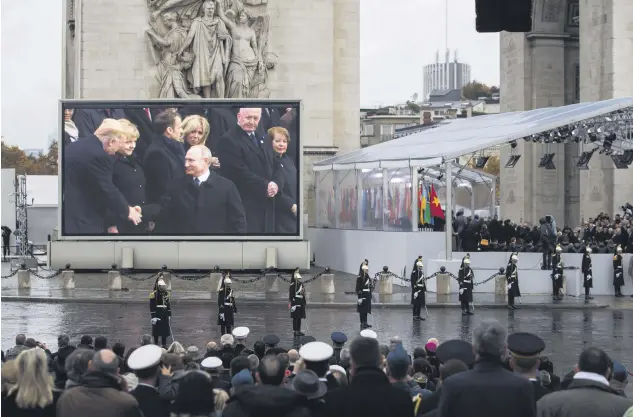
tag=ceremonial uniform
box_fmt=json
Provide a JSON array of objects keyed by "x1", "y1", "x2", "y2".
[
  {"x1": 356, "y1": 262, "x2": 373, "y2": 329},
  {"x1": 217, "y1": 277, "x2": 237, "y2": 335},
  {"x1": 232, "y1": 327, "x2": 251, "y2": 356},
  {"x1": 613, "y1": 246, "x2": 624, "y2": 296},
  {"x1": 458, "y1": 256, "x2": 474, "y2": 316},
  {"x1": 551, "y1": 246, "x2": 564, "y2": 300},
  {"x1": 128, "y1": 345, "x2": 171, "y2": 417},
  {"x1": 582, "y1": 247, "x2": 594, "y2": 299},
  {"x1": 506, "y1": 253, "x2": 521, "y2": 309},
  {"x1": 150, "y1": 276, "x2": 171, "y2": 347},
  {"x1": 410, "y1": 256, "x2": 427, "y2": 321},
  {"x1": 300, "y1": 341, "x2": 339, "y2": 392},
  {"x1": 507, "y1": 332, "x2": 553, "y2": 403},
  {"x1": 289, "y1": 269, "x2": 307, "y2": 336}
]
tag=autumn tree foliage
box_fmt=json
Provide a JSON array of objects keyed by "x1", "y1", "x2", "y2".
[{"x1": 1, "y1": 140, "x2": 59, "y2": 175}]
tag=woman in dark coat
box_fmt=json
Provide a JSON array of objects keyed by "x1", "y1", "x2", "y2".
[
  {"x1": 150, "y1": 274, "x2": 171, "y2": 347},
  {"x1": 505, "y1": 252, "x2": 521, "y2": 310},
  {"x1": 356, "y1": 260, "x2": 373, "y2": 329},
  {"x1": 218, "y1": 272, "x2": 237, "y2": 336},
  {"x1": 289, "y1": 268, "x2": 306, "y2": 337},
  {"x1": 458, "y1": 255, "x2": 474, "y2": 316},
  {"x1": 613, "y1": 245, "x2": 624, "y2": 297},
  {"x1": 410, "y1": 256, "x2": 426, "y2": 321},
  {"x1": 582, "y1": 246, "x2": 593, "y2": 300},
  {"x1": 270, "y1": 127, "x2": 299, "y2": 234}
]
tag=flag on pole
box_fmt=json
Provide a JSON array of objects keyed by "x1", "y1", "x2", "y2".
[
  {"x1": 418, "y1": 184, "x2": 424, "y2": 224},
  {"x1": 429, "y1": 184, "x2": 445, "y2": 219},
  {"x1": 423, "y1": 184, "x2": 432, "y2": 224}
]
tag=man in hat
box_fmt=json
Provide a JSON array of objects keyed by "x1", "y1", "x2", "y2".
[
  {"x1": 289, "y1": 370, "x2": 327, "y2": 414},
  {"x1": 201, "y1": 356, "x2": 231, "y2": 392},
  {"x1": 582, "y1": 246, "x2": 594, "y2": 300},
  {"x1": 233, "y1": 327, "x2": 252, "y2": 356},
  {"x1": 614, "y1": 245, "x2": 625, "y2": 297},
  {"x1": 506, "y1": 253, "x2": 521, "y2": 310},
  {"x1": 356, "y1": 261, "x2": 373, "y2": 329},
  {"x1": 359, "y1": 329, "x2": 377, "y2": 339},
  {"x1": 218, "y1": 275, "x2": 237, "y2": 335},
  {"x1": 263, "y1": 334, "x2": 286, "y2": 355},
  {"x1": 507, "y1": 332, "x2": 552, "y2": 402},
  {"x1": 552, "y1": 245, "x2": 564, "y2": 300},
  {"x1": 150, "y1": 274, "x2": 171, "y2": 347},
  {"x1": 289, "y1": 268, "x2": 307, "y2": 337},
  {"x1": 329, "y1": 331, "x2": 347, "y2": 365},
  {"x1": 411, "y1": 255, "x2": 427, "y2": 321},
  {"x1": 299, "y1": 341, "x2": 339, "y2": 392},
  {"x1": 458, "y1": 255, "x2": 474, "y2": 316},
  {"x1": 387, "y1": 343, "x2": 422, "y2": 398},
  {"x1": 128, "y1": 345, "x2": 170, "y2": 417}
]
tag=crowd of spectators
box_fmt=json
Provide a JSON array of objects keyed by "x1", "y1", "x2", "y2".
[
  {"x1": 453, "y1": 206, "x2": 633, "y2": 255},
  {"x1": 2, "y1": 320, "x2": 632, "y2": 417}
]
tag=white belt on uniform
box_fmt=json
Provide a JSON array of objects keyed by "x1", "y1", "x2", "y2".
[
  {"x1": 156, "y1": 305, "x2": 167, "y2": 308},
  {"x1": 362, "y1": 289, "x2": 370, "y2": 292},
  {"x1": 295, "y1": 294, "x2": 304, "y2": 298},
  {"x1": 224, "y1": 303, "x2": 233, "y2": 306}
]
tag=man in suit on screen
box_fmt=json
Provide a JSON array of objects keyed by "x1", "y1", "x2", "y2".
[
  {"x1": 215, "y1": 107, "x2": 278, "y2": 234},
  {"x1": 63, "y1": 119, "x2": 143, "y2": 234},
  {"x1": 139, "y1": 145, "x2": 247, "y2": 235}
]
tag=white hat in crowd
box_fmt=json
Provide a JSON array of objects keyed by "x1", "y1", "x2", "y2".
[
  {"x1": 220, "y1": 334, "x2": 234, "y2": 346},
  {"x1": 232, "y1": 327, "x2": 250, "y2": 340},
  {"x1": 360, "y1": 329, "x2": 377, "y2": 339},
  {"x1": 201, "y1": 356, "x2": 223, "y2": 370},
  {"x1": 127, "y1": 345, "x2": 162, "y2": 371},
  {"x1": 299, "y1": 342, "x2": 334, "y2": 363},
  {"x1": 329, "y1": 364, "x2": 346, "y2": 376}
]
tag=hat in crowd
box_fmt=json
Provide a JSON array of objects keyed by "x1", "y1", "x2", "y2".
[
  {"x1": 612, "y1": 360, "x2": 628, "y2": 382},
  {"x1": 299, "y1": 335, "x2": 316, "y2": 346},
  {"x1": 263, "y1": 334, "x2": 280, "y2": 347},
  {"x1": 387, "y1": 343, "x2": 409, "y2": 367},
  {"x1": 231, "y1": 368, "x2": 254, "y2": 388},
  {"x1": 331, "y1": 331, "x2": 347, "y2": 345},
  {"x1": 412, "y1": 372, "x2": 428, "y2": 385},
  {"x1": 128, "y1": 345, "x2": 162, "y2": 371},
  {"x1": 360, "y1": 329, "x2": 377, "y2": 339},
  {"x1": 290, "y1": 370, "x2": 327, "y2": 400},
  {"x1": 220, "y1": 334, "x2": 234, "y2": 346},
  {"x1": 436, "y1": 340, "x2": 476, "y2": 367},
  {"x1": 201, "y1": 356, "x2": 223, "y2": 370},
  {"x1": 299, "y1": 342, "x2": 334, "y2": 363},
  {"x1": 186, "y1": 345, "x2": 201, "y2": 361},
  {"x1": 425, "y1": 342, "x2": 437, "y2": 354},
  {"x1": 507, "y1": 332, "x2": 545, "y2": 359},
  {"x1": 329, "y1": 364, "x2": 346, "y2": 376},
  {"x1": 232, "y1": 327, "x2": 250, "y2": 341}
]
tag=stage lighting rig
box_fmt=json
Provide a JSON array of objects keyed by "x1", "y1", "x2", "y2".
[
  {"x1": 538, "y1": 153, "x2": 556, "y2": 170},
  {"x1": 474, "y1": 156, "x2": 490, "y2": 169},
  {"x1": 576, "y1": 148, "x2": 597, "y2": 170},
  {"x1": 505, "y1": 155, "x2": 521, "y2": 168}
]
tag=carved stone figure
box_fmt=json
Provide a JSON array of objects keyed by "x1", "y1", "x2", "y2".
[{"x1": 146, "y1": 0, "x2": 276, "y2": 99}]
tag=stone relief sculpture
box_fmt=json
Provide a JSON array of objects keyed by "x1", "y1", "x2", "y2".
[{"x1": 146, "y1": 0, "x2": 276, "y2": 99}]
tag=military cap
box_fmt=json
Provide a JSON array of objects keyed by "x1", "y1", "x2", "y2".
[
  {"x1": 360, "y1": 329, "x2": 377, "y2": 339},
  {"x1": 299, "y1": 335, "x2": 316, "y2": 345},
  {"x1": 263, "y1": 334, "x2": 280, "y2": 347},
  {"x1": 299, "y1": 341, "x2": 334, "y2": 363},
  {"x1": 436, "y1": 339, "x2": 476, "y2": 367},
  {"x1": 201, "y1": 356, "x2": 223, "y2": 370},
  {"x1": 507, "y1": 332, "x2": 545, "y2": 358},
  {"x1": 232, "y1": 327, "x2": 250, "y2": 340},
  {"x1": 128, "y1": 345, "x2": 162, "y2": 371},
  {"x1": 330, "y1": 331, "x2": 348, "y2": 345},
  {"x1": 329, "y1": 364, "x2": 346, "y2": 375}
]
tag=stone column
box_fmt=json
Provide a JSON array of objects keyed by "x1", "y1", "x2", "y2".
[
  {"x1": 209, "y1": 273, "x2": 223, "y2": 292},
  {"x1": 320, "y1": 273, "x2": 335, "y2": 294},
  {"x1": 61, "y1": 270, "x2": 75, "y2": 289},
  {"x1": 378, "y1": 272, "x2": 393, "y2": 295},
  {"x1": 265, "y1": 274, "x2": 279, "y2": 293},
  {"x1": 580, "y1": 0, "x2": 633, "y2": 218},
  {"x1": 436, "y1": 273, "x2": 452, "y2": 295},
  {"x1": 17, "y1": 268, "x2": 31, "y2": 289},
  {"x1": 108, "y1": 270, "x2": 122, "y2": 290},
  {"x1": 495, "y1": 274, "x2": 508, "y2": 296}
]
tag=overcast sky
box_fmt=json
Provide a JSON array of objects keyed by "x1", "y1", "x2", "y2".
[{"x1": 1, "y1": 0, "x2": 499, "y2": 150}]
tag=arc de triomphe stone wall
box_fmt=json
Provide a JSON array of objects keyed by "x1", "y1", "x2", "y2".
[
  {"x1": 63, "y1": 0, "x2": 360, "y2": 225},
  {"x1": 500, "y1": 0, "x2": 633, "y2": 227}
]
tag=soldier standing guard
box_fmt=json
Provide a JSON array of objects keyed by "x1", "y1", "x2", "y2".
[
  {"x1": 150, "y1": 274, "x2": 171, "y2": 347},
  {"x1": 613, "y1": 245, "x2": 624, "y2": 297},
  {"x1": 551, "y1": 245, "x2": 564, "y2": 300},
  {"x1": 582, "y1": 246, "x2": 594, "y2": 300},
  {"x1": 356, "y1": 261, "x2": 373, "y2": 330},
  {"x1": 289, "y1": 268, "x2": 307, "y2": 337},
  {"x1": 458, "y1": 255, "x2": 474, "y2": 316},
  {"x1": 410, "y1": 256, "x2": 427, "y2": 321},
  {"x1": 506, "y1": 252, "x2": 521, "y2": 310},
  {"x1": 218, "y1": 274, "x2": 237, "y2": 335}
]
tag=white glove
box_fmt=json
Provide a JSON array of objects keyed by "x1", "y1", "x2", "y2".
[
  {"x1": 357, "y1": 299, "x2": 363, "y2": 305},
  {"x1": 507, "y1": 284, "x2": 512, "y2": 290},
  {"x1": 220, "y1": 313, "x2": 225, "y2": 321},
  {"x1": 616, "y1": 272, "x2": 622, "y2": 278},
  {"x1": 459, "y1": 289, "x2": 464, "y2": 295},
  {"x1": 151, "y1": 318, "x2": 159, "y2": 325},
  {"x1": 587, "y1": 275, "x2": 592, "y2": 280},
  {"x1": 554, "y1": 274, "x2": 560, "y2": 280},
  {"x1": 291, "y1": 306, "x2": 297, "y2": 312},
  {"x1": 414, "y1": 292, "x2": 419, "y2": 299}
]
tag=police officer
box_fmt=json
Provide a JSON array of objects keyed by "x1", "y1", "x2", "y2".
[
  {"x1": 150, "y1": 274, "x2": 171, "y2": 347},
  {"x1": 551, "y1": 245, "x2": 564, "y2": 300},
  {"x1": 613, "y1": 245, "x2": 624, "y2": 297},
  {"x1": 506, "y1": 253, "x2": 521, "y2": 310},
  {"x1": 299, "y1": 341, "x2": 339, "y2": 392},
  {"x1": 582, "y1": 246, "x2": 593, "y2": 300},
  {"x1": 232, "y1": 327, "x2": 252, "y2": 356},
  {"x1": 329, "y1": 331, "x2": 347, "y2": 365},
  {"x1": 356, "y1": 261, "x2": 373, "y2": 329},
  {"x1": 289, "y1": 268, "x2": 307, "y2": 337},
  {"x1": 458, "y1": 255, "x2": 474, "y2": 316},
  {"x1": 218, "y1": 275, "x2": 237, "y2": 335},
  {"x1": 507, "y1": 332, "x2": 552, "y2": 402},
  {"x1": 411, "y1": 256, "x2": 427, "y2": 321}
]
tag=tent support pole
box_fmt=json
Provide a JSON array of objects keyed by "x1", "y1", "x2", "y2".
[
  {"x1": 445, "y1": 161, "x2": 453, "y2": 261},
  {"x1": 411, "y1": 166, "x2": 419, "y2": 232}
]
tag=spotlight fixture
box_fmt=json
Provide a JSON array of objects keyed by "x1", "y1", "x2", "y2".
[
  {"x1": 505, "y1": 155, "x2": 521, "y2": 168},
  {"x1": 510, "y1": 141, "x2": 518, "y2": 149},
  {"x1": 474, "y1": 156, "x2": 490, "y2": 169},
  {"x1": 538, "y1": 153, "x2": 556, "y2": 169}
]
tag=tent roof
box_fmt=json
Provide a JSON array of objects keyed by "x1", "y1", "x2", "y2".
[{"x1": 314, "y1": 97, "x2": 633, "y2": 171}]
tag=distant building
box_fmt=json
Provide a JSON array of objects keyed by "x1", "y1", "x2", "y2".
[
  {"x1": 419, "y1": 89, "x2": 476, "y2": 122},
  {"x1": 423, "y1": 50, "x2": 471, "y2": 100},
  {"x1": 360, "y1": 114, "x2": 420, "y2": 147}
]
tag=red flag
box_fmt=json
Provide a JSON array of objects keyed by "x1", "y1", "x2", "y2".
[{"x1": 429, "y1": 184, "x2": 445, "y2": 219}]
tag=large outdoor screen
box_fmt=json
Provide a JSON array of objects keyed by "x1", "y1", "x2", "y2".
[{"x1": 59, "y1": 100, "x2": 301, "y2": 240}]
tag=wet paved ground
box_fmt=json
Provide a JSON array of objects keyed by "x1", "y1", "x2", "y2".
[{"x1": 2, "y1": 301, "x2": 632, "y2": 396}]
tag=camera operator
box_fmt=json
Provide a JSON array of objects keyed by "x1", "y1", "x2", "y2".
[{"x1": 539, "y1": 216, "x2": 557, "y2": 270}]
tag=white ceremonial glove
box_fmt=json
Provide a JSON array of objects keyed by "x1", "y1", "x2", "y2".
[
  {"x1": 220, "y1": 313, "x2": 225, "y2": 321},
  {"x1": 414, "y1": 292, "x2": 419, "y2": 299},
  {"x1": 459, "y1": 289, "x2": 464, "y2": 295},
  {"x1": 507, "y1": 284, "x2": 512, "y2": 290},
  {"x1": 357, "y1": 299, "x2": 363, "y2": 305},
  {"x1": 151, "y1": 318, "x2": 159, "y2": 325},
  {"x1": 617, "y1": 272, "x2": 622, "y2": 278},
  {"x1": 587, "y1": 275, "x2": 592, "y2": 280},
  {"x1": 554, "y1": 274, "x2": 560, "y2": 280},
  {"x1": 291, "y1": 306, "x2": 297, "y2": 312}
]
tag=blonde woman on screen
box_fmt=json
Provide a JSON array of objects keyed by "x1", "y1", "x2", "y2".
[{"x1": 182, "y1": 114, "x2": 221, "y2": 168}]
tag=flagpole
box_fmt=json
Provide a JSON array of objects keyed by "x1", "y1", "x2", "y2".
[
  {"x1": 444, "y1": 160, "x2": 453, "y2": 261},
  {"x1": 411, "y1": 167, "x2": 419, "y2": 232}
]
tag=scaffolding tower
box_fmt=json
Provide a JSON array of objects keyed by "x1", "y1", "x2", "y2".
[{"x1": 13, "y1": 174, "x2": 30, "y2": 263}]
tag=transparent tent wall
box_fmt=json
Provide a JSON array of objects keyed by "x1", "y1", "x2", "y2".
[
  {"x1": 315, "y1": 171, "x2": 334, "y2": 228},
  {"x1": 359, "y1": 168, "x2": 385, "y2": 230},
  {"x1": 386, "y1": 169, "x2": 413, "y2": 231},
  {"x1": 336, "y1": 170, "x2": 358, "y2": 230}
]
